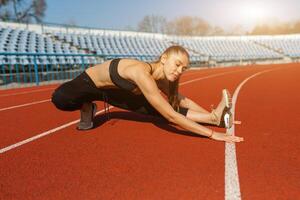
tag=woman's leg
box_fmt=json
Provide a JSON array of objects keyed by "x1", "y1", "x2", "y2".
[
  {"x1": 185, "y1": 90, "x2": 230, "y2": 126},
  {"x1": 102, "y1": 89, "x2": 232, "y2": 127},
  {"x1": 51, "y1": 71, "x2": 101, "y2": 130},
  {"x1": 103, "y1": 89, "x2": 162, "y2": 117},
  {"x1": 51, "y1": 83, "x2": 84, "y2": 111},
  {"x1": 186, "y1": 109, "x2": 214, "y2": 124},
  {"x1": 102, "y1": 90, "x2": 190, "y2": 119}
]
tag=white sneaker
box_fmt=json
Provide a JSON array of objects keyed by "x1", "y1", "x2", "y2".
[{"x1": 222, "y1": 89, "x2": 232, "y2": 110}]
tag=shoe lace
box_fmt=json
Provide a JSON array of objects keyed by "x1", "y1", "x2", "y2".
[{"x1": 102, "y1": 92, "x2": 110, "y2": 121}]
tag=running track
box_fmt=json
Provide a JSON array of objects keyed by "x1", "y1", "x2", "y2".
[{"x1": 0, "y1": 63, "x2": 299, "y2": 199}]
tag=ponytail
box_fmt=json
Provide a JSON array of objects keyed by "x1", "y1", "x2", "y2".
[{"x1": 168, "y1": 79, "x2": 180, "y2": 111}]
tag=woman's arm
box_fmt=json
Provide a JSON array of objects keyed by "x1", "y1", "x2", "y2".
[
  {"x1": 132, "y1": 69, "x2": 243, "y2": 143},
  {"x1": 158, "y1": 78, "x2": 209, "y2": 113}
]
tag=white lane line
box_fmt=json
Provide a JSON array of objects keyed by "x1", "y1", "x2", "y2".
[
  {"x1": 225, "y1": 68, "x2": 282, "y2": 200},
  {"x1": 0, "y1": 87, "x2": 56, "y2": 97},
  {"x1": 0, "y1": 67, "x2": 260, "y2": 154},
  {"x1": 0, "y1": 99, "x2": 51, "y2": 112},
  {"x1": 0, "y1": 69, "x2": 246, "y2": 112},
  {"x1": 0, "y1": 106, "x2": 114, "y2": 154}
]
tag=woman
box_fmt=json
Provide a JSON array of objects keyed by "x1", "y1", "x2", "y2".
[{"x1": 51, "y1": 45, "x2": 243, "y2": 143}]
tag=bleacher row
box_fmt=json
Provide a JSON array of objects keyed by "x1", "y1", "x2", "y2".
[
  {"x1": 174, "y1": 37, "x2": 283, "y2": 62},
  {"x1": 1, "y1": 24, "x2": 300, "y2": 65}
]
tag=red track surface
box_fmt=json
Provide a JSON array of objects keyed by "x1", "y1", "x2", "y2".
[{"x1": 0, "y1": 63, "x2": 299, "y2": 199}]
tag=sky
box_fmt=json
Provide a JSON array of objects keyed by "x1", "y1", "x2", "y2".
[{"x1": 44, "y1": 0, "x2": 300, "y2": 31}]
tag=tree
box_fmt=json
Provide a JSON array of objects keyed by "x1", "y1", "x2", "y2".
[
  {"x1": 249, "y1": 18, "x2": 299, "y2": 35},
  {"x1": 0, "y1": 0, "x2": 10, "y2": 5},
  {"x1": 210, "y1": 26, "x2": 225, "y2": 36},
  {"x1": 227, "y1": 24, "x2": 247, "y2": 35},
  {"x1": 166, "y1": 16, "x2": 211, "y2": 36},
  {"x1": 0, "y1": 0, "x2": 47, "y2": 23},
  {"x1": 251, "y1": 23, "x2": 272, "y2": 35},
  {"x1": 137, "y1": 15, "x2": 168, "y2": 33},
  {"x1": 65, "y1": 19, "x2": 77, "y2": 27},
  {"x1": 292, "y1": 20, "x2": 300, "y2": 33}
]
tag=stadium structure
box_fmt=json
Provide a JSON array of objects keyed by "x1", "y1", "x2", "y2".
[{"x1": 1, "y1": 21, "x2": 300, "y2": 88}]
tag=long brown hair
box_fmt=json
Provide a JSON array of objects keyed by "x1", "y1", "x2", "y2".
[{"x1": 156, "y1": 45, "x2": 190, "y2": 111}]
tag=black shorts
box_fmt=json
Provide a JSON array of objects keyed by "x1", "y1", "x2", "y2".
[{"x1": 51, "y1": 71, "x2": 188, "y2": 117}]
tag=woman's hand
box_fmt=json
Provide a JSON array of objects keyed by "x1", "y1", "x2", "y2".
[{"x1": 210, "y1": 131, "x2": 244, "y2": 143}]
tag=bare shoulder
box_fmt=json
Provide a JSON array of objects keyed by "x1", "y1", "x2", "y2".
[{"x1": 121, "y1": 59, "x2": 150, "y2": 70}]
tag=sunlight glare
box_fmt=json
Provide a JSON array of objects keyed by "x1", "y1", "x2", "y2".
[{"x1": 238, "y1": 3, "x2": 270, "y2": 25}]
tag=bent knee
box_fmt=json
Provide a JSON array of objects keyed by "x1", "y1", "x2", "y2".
[{"x1": 51, "y1": 90, "x2": 81, "y2": 111}]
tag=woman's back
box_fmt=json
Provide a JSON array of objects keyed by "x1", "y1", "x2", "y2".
[{"x1": 85, "y1": 59, "x2": 151, "y2": 90}]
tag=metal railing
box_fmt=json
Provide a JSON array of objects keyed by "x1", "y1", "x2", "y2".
[{"x1": 0, "y1": 52, "x2": 158, "y2": 89}]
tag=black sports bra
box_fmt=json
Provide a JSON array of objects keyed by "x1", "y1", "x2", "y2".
[{"x1": 109, "y1": 58, "x2": 153, "y2": 92}]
